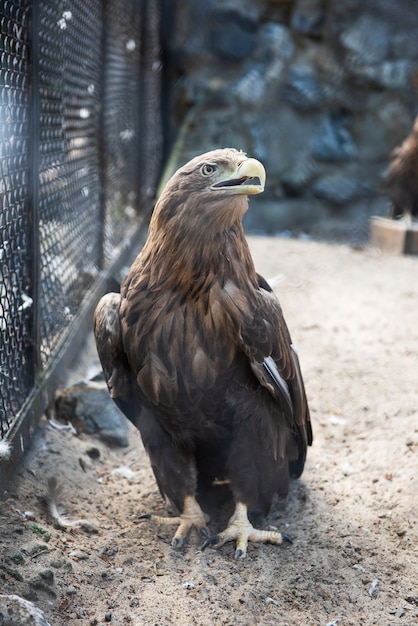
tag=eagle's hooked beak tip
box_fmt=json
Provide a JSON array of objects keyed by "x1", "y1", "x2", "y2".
[
  {"x1": 239, "y1": 158, "x2": 266, "y2": 195},
  {"x1": 211, "y1": 157, "x2": 266, "y2": 195}
]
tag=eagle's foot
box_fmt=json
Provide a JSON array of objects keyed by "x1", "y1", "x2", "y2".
[
  {"x1": 201, "y1": 502, "x2": 291, "y2": 559},
  {"x1": 139, "y1": 495, "x2": 210, "y2": 549}
]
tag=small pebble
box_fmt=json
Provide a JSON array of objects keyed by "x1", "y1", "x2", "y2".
[
  {"x1": 86, "y1": 447, "x2": 100, "y2": 460},
  {"x1": 369, "y1": 579, "x2": 379, "y2": 597},
  {"x1": 69, "y1": 550, "x2": 90, "y2": 560},
  {"x1": 39, "y1": 569, "x2": 54, "y2": 583},
  {"x1": 182, "y1": 581, "x2": 195, "y2": 590},
  {"x1": 105, "y1": 612, "x2": 112, "y2": 622},
  {"x1": 353, "y1": 564, "x2": 365, "y2": 573}
]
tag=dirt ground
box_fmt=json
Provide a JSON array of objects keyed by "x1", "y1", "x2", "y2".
[{"x1": 1, "y1": 236, "x2": 417, "y2": 626}]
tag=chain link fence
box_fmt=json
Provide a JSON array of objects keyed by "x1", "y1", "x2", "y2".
[{"x1": 0, "y1": 0, "x2": 162, "y2": 473}]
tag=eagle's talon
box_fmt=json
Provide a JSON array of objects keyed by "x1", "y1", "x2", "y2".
[
  {"x1": 199, "y1": 527, "x2": 210, "y2": 540},
  {"x1": 138, "y1": 496, "x2": 209, "y2": 549},
  {"x1": 202, "y1": 502, "x2": 288, "y2": 559},
  {"x1": 201, "y1": 535, "x2": 220, "y2": 551},
  {"x1": 171, "y1": 536, "x2": 183, "y2": 549},
  {"x1": 282, "y1": 533, "x2": 293, "y2": 544}
]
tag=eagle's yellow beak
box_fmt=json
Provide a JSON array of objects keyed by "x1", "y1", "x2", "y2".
[{"x1": 211, "y1": 158, "x2": 266, "y2": 195}]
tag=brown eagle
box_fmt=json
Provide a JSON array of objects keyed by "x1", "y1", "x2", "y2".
[
  {"x1": 94, "y1": 148, "x2": 312, "y2": 558},
  {"x1": 383, "y1": 116, "x2": 418, "y2": 221}
]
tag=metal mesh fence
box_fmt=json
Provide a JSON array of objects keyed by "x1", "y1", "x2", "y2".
[
  {"x1": 38, "y1": 0, "x2": 104, "y2": 366},
  {"x1": 102, "y1": 3, "x2": 143, "y2": 263},
  {"x1": 0, "y1": 0, "x2": 32, "y2": 437},
  {"x1": 0, "y1": 0, "x2": 162, "y2": 453}
]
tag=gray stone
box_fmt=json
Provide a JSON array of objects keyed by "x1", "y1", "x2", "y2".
[
  {"x1": 341, "y1": 15, "x2": 390, "y2": 64},
  {"x1": 29, "y1": 570, "x2": 56, "y2": 596},
  {"x1": 257, "y1": 106, "x2": 318, "y2": 181},
  {"x1": 291, "y1": 0, "x2": 326, "y2": 35},
  {"x1": 0, "y1": 594, "x2": 51, "y2": 626},
  {"x1": 281, "y1": 152, "x2": 319, "y2": 197},
  {"x1": 390, "y1": 30, "x2": 418, "y2": 59},
  {"x1": 212, "y1": 0, "x2": 260, "y2": 23},
  {"x1": 355, "y1": 60, "x2": 411, "y2": 90},
  {"x1": 246, "y1": 199, "x2": 328, "y2": 234},
  {"x1": 50, "y1": 554, "x2": 73, "y2": 572},
  {"x1": 209, "y1": 8, "x2": 258, "y2": 60},
  {"x1": 38, "y1": 570, "x2": 54, "y2": 584},
  {"x1": 375, "y1": 99, "x2": 414, "y2": 148},
  {"x1": 68, "y1": 549, "x2": 90, "y2": 560},
  {"x1": 234, "y1": 69, "x2": 266, "y2": 106},
  {"x1": 352, "y1": 95, "x2": 412, "y2": 161},
  {"x1": 54, "y1": 380, "x2": 129, "y2": 447},
  {"x1": 312, "y1": 174, "x2": 367, "y2": 205},
  {"x1": 311, "y1": 114, "x2": 357, "y2": 161},
  {"x1": 283, "y1": 68, "x2": 325, "y2": 111},
  {"x1": 164, "y1": 0, "x2": 212, "y2": 66},
  {"x1": 255, "y1": 23, "x2": 294, "y2": 64},
  {"x1": 252, "y1": 23, "x2": 294, "y2": 87}
]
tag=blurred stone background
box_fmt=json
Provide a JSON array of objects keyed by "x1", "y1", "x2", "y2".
[{"x1": 160, "y1": 0, "x2": 418, "y2": 241}]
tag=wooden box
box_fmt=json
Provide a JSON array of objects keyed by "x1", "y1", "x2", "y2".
[{"x1": 369, "y1": 216, "x2": 418, "y2": 255}]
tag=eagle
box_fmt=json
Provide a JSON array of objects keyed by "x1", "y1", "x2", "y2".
[
  {"x1": 94, "y1": 148, "x2": 312, "y2": 559},
  {"x1": 383, "y1": 116, "x2": 418, "y2": 221}
]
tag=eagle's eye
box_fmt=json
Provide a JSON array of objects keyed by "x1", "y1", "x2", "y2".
[{"x1": 200, "y1": 163, "x2": 216, "y2": 176}]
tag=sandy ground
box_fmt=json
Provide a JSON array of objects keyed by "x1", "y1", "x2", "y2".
[{"x1": 1, "y1": 236, "x2": 417, "y2": 626}]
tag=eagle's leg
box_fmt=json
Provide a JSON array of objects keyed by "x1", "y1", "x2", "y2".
[
  {"x1": 201, "y1": 502, "x2": 289, "y2": 559},
  {"x1": 139, "y1": 495, "x2": 210, "y2": 548}
]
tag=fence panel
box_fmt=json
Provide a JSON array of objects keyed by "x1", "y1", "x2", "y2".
[
  {"x1": 37, "y1": 0, "x2": 104, "y2": 367},
  {"x1": 102, "y1": 1, "x2": 144, "y2": 263},
  {"x1": 0, "y1": 0, "x2": 33, "y2": 439},
  {"x1": 0, "y1": 0, "x2": 162, "y2": 478}
]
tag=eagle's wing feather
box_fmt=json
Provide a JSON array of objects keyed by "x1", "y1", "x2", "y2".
[
  {"x1": 236, "y1": 274, "x2": 312, "y2": 473},
  {"x1": 94, "y1": 292, "x2": 134, "y2": 421}
]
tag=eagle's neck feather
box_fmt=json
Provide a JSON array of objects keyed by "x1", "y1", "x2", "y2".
[{"x1": 140, "y1": 219, "x2": 258, "y2": 295}]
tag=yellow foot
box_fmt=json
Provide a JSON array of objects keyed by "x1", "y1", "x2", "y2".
[
  {"x1": 139, "y1": 495, "x2": 210, "y2": 548},
  {"x1": 201, "y1": 502, "x2": 292, "y2": 559}
]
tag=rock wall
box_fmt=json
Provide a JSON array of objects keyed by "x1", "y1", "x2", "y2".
[{"x1": 161, "y1": 0, "x2": 418, "y2": 239}]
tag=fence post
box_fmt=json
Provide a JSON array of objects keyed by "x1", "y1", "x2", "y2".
[
  {"x1": 96, "y1": 0, "x2": 108, "y2": 273},
  {"x1": 28, "y1": 1, "x2": 41, "y2": 375}
]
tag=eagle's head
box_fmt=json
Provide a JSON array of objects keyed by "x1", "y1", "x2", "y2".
[
  {"x1": 151, "y1": 148, "x2": 266, "y2": 234},
  {"x1": 175, "y1": 148, "x2": 266, "y2": 196}
]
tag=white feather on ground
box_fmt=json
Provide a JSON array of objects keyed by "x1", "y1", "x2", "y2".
[
  {"x1": 46, "y1": 477, "x2": 95, "y2": 530},
  {"x1": 0, "y1": 439, "x2": 11, "y2": 460}
]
